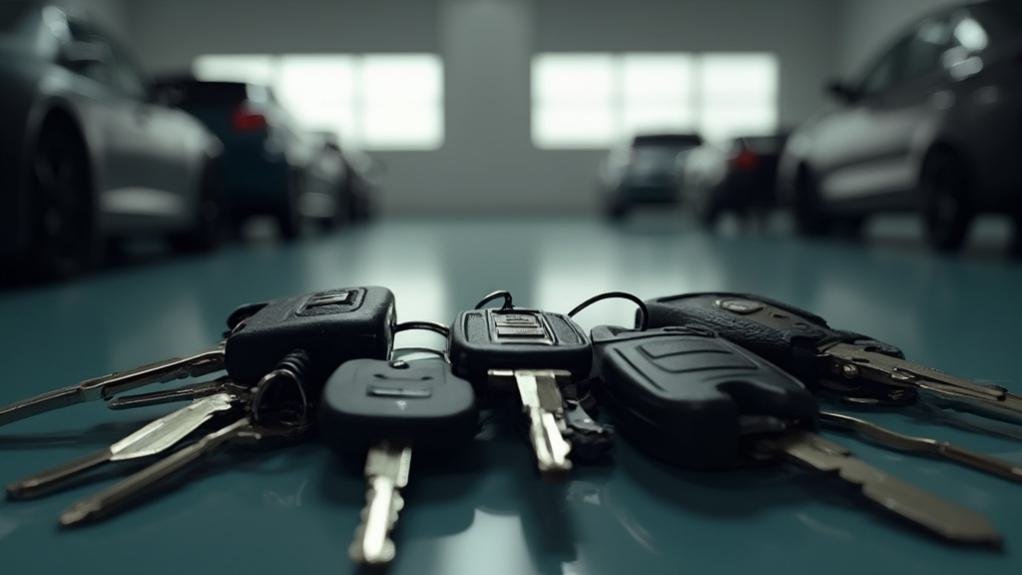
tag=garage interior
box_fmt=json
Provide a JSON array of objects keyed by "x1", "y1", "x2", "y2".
[{"x1": 2, "y1": 1, "x2": 1021, "y2": 574}]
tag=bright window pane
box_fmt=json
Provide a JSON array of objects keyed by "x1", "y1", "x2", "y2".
[
  {"x1": 277, "y1": 55, "x2": 357, "y2": 143},
  {"x1": 360, "y1": 54, "x2": 444, "y2": 149},
  {"x1": 698, "y1": 53, "x2": 778, "y2": 140},
  {"x1": 193, "y1": 53, "x2": 443, "y2": 151},
  {"x1": 533, "y1": 104, "x2": 615, "y2": 148},
  {"x1": 620, "y1": 54, "x2": 694, "y2": 137},
  {"x1": 532, "y1": 54, "x2": 615, "y2": 103},
  {"x1": 193, "y1": 55, "x2": 275, "y2": 85},
  {"x1": 532, "y1": 54, "x2": 615, "y2": 147}
]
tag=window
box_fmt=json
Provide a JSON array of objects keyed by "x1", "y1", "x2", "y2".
[
  {"x1": 531, "y1": 52, "x2": 778, "y2": 148},
  {"x1": 194, "y1": 54, "x2": 444, "y2": 150}
]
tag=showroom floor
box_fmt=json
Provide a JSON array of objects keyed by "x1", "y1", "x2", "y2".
[{"x1": 1, "y1": 214, "x2": 1021, "y2": 574}]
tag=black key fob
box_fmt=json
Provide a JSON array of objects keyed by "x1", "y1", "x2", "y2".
[
  {"x1": 225, "y1": 287, "x2": 396, "y2": 386},
  {"x1": 448, "y1": 308, "x2": 592, "y2": 384},
  {"x1": 319, "y1": 358, "x2": 478, "y2": 454},
  {"x1": 643, "y1": 292, "x2": 903, "y2": 382},
  {"x1": 591, "y1": 325, "x2": 818, "y2": 469}
]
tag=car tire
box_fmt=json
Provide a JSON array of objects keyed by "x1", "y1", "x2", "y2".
[
  {"x1": 920, "y1": 150, "x2": 972, "y2": 253},
  {"x1": 696, "y1": 203, "x2": 721, "y2": 230},
  {"x1": 276, "y1": 172, "x2": 302, "y2": 241},
  {"x1": 171, "y1": 157, "x2": 225, "y2": 253},
  {"x1": 606, "y1": 202, "x2": 627, "y2": 220},
  {"x1": 1009, "y1": 212, "x2": 1022, "y2": 258},
  {"x1": 792, "y1": 168, "x2": 831, "y2": 237},
  {"x1": 833, "y1": 216, "x2": 866, "y2": 238},
  {"x1": 23, "y1": 119, "x2": 97, "y2": 280}
]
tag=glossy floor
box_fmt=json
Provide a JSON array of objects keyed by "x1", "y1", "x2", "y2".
[{"x1": 1, "y1": 215, "x2": 1021, "y2": 575}]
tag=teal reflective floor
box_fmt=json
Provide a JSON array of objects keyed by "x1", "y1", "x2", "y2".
[{"x1": 1, "y1": 215, "x2": 1021, "y2": 574}]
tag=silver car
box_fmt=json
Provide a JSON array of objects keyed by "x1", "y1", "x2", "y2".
[{"x1": 779, "y1": 0, "x2": 1022, "y2": 252}]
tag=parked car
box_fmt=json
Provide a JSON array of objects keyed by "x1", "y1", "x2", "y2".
[
  {"x1": 0, "y1": 3, "x2": 224, "y2": 279},
  {"x1": 683, "y1": 133, "x2": 790, "y2": 228},
  {"x1": 314, "y1": 132, "x2": 378, "y2": 224},
  {"x1": 601, "y1": 133, "x2": 703, "y2": 219},
  {"x1": 779, "y1": 0, "x2": 1022, "y2": 252},
  {"x1": 152, "y1": 76, "x2": 346, "y2": 238}
]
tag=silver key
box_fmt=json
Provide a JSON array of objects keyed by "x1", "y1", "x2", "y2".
[
  {"x1": 350, "y1": 443, "x2": 412, "y2": 565},
  {"x1": 0, "y1": 345, "x2": 226, "y2": 428},
  {"x1": 766, "y1": 431, "x2": 1002, "y2": 545},
  {"x1": 58, "y1": 356, "x2": 313, "y2": 526},
  {"x1": 58, "y1": 414, "x2": 308, "y2": 527},
  {"x1": 820, "y1": 411, "x2": 1022, "y2": 483},
  {"x1": 7, "y1": 392, "x2": 241, "y2": 500},
  {"x1": 490, "y1": 369, "x2": 572, "y2": 477}
]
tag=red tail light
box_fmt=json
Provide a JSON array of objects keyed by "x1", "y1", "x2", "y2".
[
  {"x1": 232, "y1": 107, "x2": 267, "y2": 132},
  {"x1": 731, "y1": 149, "x2": 760, "y2": 171}
]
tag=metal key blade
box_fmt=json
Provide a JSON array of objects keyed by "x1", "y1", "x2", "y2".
[
  {"x1": 824, "y1": 342, "x2": 1022, "y2": 427},
  {"x1": 772, "y1": 431, "x2": 1001, "y2": 545},
  {"x1": 350, "y1": 443, "x2": 412, "y2": 565},
  {"x1": 7, "y1": 392, "x2": 238, "y2": 501},
  {"x1": 0, "y1": 385, "x2": 86, "y2": 428},
  {"x1": 0, "y1": 347, "x2": 225, "y2": 428},
  {"x1": 821, "y1": 411, "x2": 1022, "y2": 483},
  {"x1": 59, "y1": 416, "x2": 250, "y2": 527},
  {"x1": 516, "y1": 371, "x2": 572, "y2": 476}
]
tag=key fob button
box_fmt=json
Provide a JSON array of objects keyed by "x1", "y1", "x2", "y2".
[{"x1": 718, "y1": 299, "x2": 763, "y2": 314}]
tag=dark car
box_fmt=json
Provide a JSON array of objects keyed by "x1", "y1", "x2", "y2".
[
  {"x1": 315, "y1": 132, "x2": 378, "y2": 224},
  {"x1": 0, "y1": 3, "x2": 224, "y2": 279},
  {"x1": 779, "y1": 0, "x2": 1022, "y2": 251},
  {"x1": 602, "y1": 133, "x2": 703, "y2": 218},
  {"x1": 683, "y1": 133, "x2": 790, "y2": 228},
  {"x1": 152, "y1": 77, "x2": 348, "y2": 238}
]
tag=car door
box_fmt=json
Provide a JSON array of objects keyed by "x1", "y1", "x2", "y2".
[
  {"x1": 106, "y1": 38, "x2": 194, "y2": 229},
  {"x1": 817, "y1": 16, "x2": 952, "y2": 207}
]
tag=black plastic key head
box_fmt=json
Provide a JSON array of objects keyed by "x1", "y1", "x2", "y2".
[
  {"x1": 448, "y1": 308, "x2": 592, "y2": 384},
  {"x1": 319, "y1": 358, "x2": 478, "y2": 454},
  {"x1": 224, "y1": 287, "x2": 396, "y2": 387},
  {"x1": 591, "y1": 325, "x2": 818, "y2": 469},
  {"x1": 643, "y1": 292, "x2": 903, "y2": 382}
]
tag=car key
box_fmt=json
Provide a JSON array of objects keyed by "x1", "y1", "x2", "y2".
[
  {"x1": 58, "y1": 353, "x2": 314, "y2": 527},
  {"x1": 7, "y1": 388, "x2": 243, "y2": 500},
  {"x1": 319, "y1": 356, "x2": 478, "y2": 565},
  {"x1": 643, "y1": 292, "x2": 1022, "y2": 429},
  {"x1": 448, "y1": 304, "x2": 592, "y2": 477},
  {"x1": 590, "y1": 325, "x2": 1001, "y2": 545},
  {"x1": 0, "y1": 286, "x2": 395, "y2": 428}
]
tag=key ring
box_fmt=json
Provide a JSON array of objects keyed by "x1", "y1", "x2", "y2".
[
  {"x1": 393, "y1": 321, "x2": 451, "y2": 361},
  {"x1": 474, "y1": 290, "x2": 514, "y2": 310},
  {"x1": 251, "y1": 351, "x2": 311, "y2": 427}
]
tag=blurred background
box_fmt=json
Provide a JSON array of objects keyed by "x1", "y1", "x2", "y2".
[{"x1": 0, "y1": 0, "x2": 1020, "y2": 283}]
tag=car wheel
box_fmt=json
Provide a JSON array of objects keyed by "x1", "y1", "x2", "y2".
[
  {"x1": 792, "y1": 168, "x2": 832, "y2": 236},
  {"x1": 1009, "y1": 213, "x2": 1022, "y2": 258},
  {"x1": 920, "y1": 150, "x2": 972, "y2": 253},
  {"x1": 26, "y1": 121, "x2": 97, "y2": 279},
  {"x1": 833, "y1": 215, "x2": 866, "y2": 238},
  {"x1": 696, "y1": 202, "x2": 721, "y2": 230},
  {"x1": 606, "y1": 202, "x2": 627, "y2": 220},
  {"x1": 171, "y1": 157, "x2": 225, "y2": 253},
  {"x1": 276, "y1": 172, "x2": 301, "y2": 240}
]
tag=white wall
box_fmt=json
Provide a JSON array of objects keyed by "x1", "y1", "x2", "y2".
[
  {"x1": 122, "y1": 0, "x2": 841, "y2": 215},
  {"x1": 837, "y1": 0, "x2": 961, "y2": 77}
]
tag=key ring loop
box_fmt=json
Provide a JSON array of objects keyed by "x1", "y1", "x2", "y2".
[
  {"x1": 395, "y1": 321, "x2": 450, "y2": 338},
  {"x1": 250, "y1": 367, "x2": 306, "y2": 424},
  {"x1": 474, "y1": 290, "x2": 514, "y2": 311}
]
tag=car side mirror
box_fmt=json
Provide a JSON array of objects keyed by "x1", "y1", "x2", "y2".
[{"x1": 825, "y1": 80, "x2": 859, "y2": 104}]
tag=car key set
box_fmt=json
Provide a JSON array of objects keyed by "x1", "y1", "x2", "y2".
[{"x1": 1, "y1": 286, "x2": 1020, "y2": 566}]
